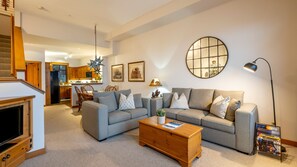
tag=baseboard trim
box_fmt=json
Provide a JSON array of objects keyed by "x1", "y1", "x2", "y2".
[
  {"x1": 282, "y1": 139, "x2": 297, "y2": 147},
  {"x1": 26, "y1": 148, "x2": 46, "y2": 159}
]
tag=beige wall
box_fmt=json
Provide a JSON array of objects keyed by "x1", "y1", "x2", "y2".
[{"x1": 109, "y1": 0, "x2": 297, "y2": 141}]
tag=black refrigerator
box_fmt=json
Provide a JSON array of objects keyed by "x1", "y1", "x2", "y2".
[{"x1": 50, "y1": 71, "x2": 60, "y2": 104}]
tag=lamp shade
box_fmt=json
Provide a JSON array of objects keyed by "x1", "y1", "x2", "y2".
[
  {"x1": 243, "y1": 62, "x2": 257, "y2": 73},
  {"x1": 149, "y1": 78, "x2": 162, "y2": 86}
]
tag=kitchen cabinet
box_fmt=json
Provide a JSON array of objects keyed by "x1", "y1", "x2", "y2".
[
  {"x1": 69, "y1": 66, "x2": 93, "y2": 80},
  {"x1": 60, "y1": 86, "x2": 71, "y2": 99}
]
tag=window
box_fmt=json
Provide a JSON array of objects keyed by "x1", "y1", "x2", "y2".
[{"x1": 52, "y1": 65, "x2": 67, "y2": 83}]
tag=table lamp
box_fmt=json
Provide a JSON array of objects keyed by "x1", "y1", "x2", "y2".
[{"x1": 149, "y1": 78, "x2": 162, "y2": 98}]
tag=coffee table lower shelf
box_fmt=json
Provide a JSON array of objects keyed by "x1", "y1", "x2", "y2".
[{"x1": 139, "y1": 117, "x2": 203, "y2": 167}]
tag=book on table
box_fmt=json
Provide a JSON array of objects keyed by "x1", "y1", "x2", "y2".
[{"x1": 163, "y1": 121, "x2": 183, "y2": 129}]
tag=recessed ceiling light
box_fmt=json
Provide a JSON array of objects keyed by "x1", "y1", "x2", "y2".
[{"x1": 45, "y1": 50, "x2": 68, "y2": 56}]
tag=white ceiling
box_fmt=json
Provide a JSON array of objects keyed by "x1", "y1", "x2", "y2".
[
  {"x1": 15, "y1": 0, "x2": 231, "y2": 59},
  {"x1": 15, "y1": 0, "x2": 174, "y2": 58},
  {"x1": 23, "y1": 33, "x2": 111, "y2": 59},
  {"x1": 15, "y1": 0, "x2": 172, "y2": 33}
]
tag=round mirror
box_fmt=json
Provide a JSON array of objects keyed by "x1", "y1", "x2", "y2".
[{"x1": 186, "y1": 36, "x2": 228, "y2": 79}]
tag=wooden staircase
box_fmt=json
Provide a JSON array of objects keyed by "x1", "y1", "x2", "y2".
[{"x1": 0, "y1": 34, "x2": 11, "y2": 77}]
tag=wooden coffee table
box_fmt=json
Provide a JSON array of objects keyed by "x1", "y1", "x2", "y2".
[{"x1": 139, "y1": 116, "x2": 203, "y2": 167}]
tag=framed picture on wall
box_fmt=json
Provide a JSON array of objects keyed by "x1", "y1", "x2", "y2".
[
  {"x1": 128, "y1": 61, "x2": 145, "y2": 82},
  {"x1": 111, "y1": 64, "x2": 124, "y2": 82}
]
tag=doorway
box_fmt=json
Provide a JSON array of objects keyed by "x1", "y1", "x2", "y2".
[{"x1": 25, "y1": 61, "x2": 42, "y2": 89}]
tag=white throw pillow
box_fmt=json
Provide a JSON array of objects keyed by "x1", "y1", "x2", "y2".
[
  {"x1": 119, "y1": 93, "x2": 135, "y2": 110},
  {"x1": 210, "y1": 95, "x2": 231, "y2": 118},
  {"x1": 170, "y1": 93, "x2": 189, "y2": 109}
]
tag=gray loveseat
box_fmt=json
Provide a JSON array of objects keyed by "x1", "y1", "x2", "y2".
[
  {"x1": 151, "y1": 88, "x2": 258, "y2": 154},
  {"x1": 82, "y1": 89, "x2": 150, "y2": 141}
]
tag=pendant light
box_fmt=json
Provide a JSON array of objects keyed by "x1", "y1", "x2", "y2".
[{"x1": 88, "y1": 24, "x2": 104, "y2": 74}]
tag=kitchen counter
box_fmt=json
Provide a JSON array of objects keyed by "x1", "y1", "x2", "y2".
[{"x1": 71, "y1": 82, "x2": 103, "y2": 85}]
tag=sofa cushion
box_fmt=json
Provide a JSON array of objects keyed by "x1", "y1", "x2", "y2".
[
  {"x1": 119, "y1": 93, "x2": 135, "y2": 110},
  {"x1": 93, "y1": 91, "x2": 115, "y2": 103},
  {"x1": 202, "y1": 114, "x2": 235, "y2": 134},
  {"x1": 213, "y1": 90, "x2": 244, "y2": 104},
  {"x1": 98, "y1": 94, "x2": 117, "y2": 112},
  {"x1": 189, "y1": 89, "x2": 214, "y2": 111},
  {"x1": 172, "y1": 88, "x2": 192, "y2": 101},
  {"x1": 126, "y1": 108, "x2": 148, "y2": 119},
  {"x1": 108, "y1": 110, "x2": 131, "y2": 125},
  {"x1": 170, "y1": 93, "x2": 189, "y2": 109},
  {"x1": 163, "y1": 108, "x2": 183, "y2": 119},
  {"x1": 176, "y1": 109, "x2": 209, "y2": 125},
  {"x1": 225, "y1": 98, "x2": 241, "y2": 122},
  {"x1": 115, "y1": 89, "x2": 132, "y2": 104},
  {"x1": 133, "y1": 94, "x2": 143, "y2": 108},
  {"x1": 163, "y1": 93, "x2": 173, "y2": 108}
]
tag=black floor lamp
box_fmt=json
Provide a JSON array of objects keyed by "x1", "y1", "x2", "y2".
[
  {"x1": 243, "y1": 57, "x2": 286, "y2": 152},
  {"x1": 243, "y1": 57, "x2": 276, "y2": 125}
]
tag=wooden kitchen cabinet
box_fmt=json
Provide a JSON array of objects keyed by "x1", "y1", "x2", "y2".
[
  {"x1": 68, "y1": 67, "x2": 72, "y2": 80},
  {"x1": 60, "y1": 86, "x2": 71, "y2": 99},
  {"x1": 69, "y1": 66, "x2": 92, "y2": 80},
  {"x1": 68, "y1": 67, "x2": 78, "y2": 80}
]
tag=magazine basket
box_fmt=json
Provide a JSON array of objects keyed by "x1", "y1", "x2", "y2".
[{"x1": 255, "y1": 122, "x2": 282, "y2": 162}]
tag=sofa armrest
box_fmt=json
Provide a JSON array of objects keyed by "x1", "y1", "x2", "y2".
[
  {"x1": 81, "y1": 101, "x2": 109, "y2": 141},
  {"x1": 142, "y1": 98, "x2": 151, "y2": 117},
  {"x1": 235, "y1": 103, "x2": 258, "y2": 154},
  {"x1": 150, "y1": 98, "x2": 163, "y2": 116}
]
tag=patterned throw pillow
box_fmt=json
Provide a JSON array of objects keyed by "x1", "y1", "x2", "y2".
[
  {"x1": 119, "y1": 93, "x2": 135, "y2": 110},
  {"x1": 225, "y1": 98, "x2": 241, "y2": 122},
  {"x1": 210, "y1": 95, "x2": 230, "y2": 119},
  {"x1": 170, "y1": 93, "x2": 189, "y2": 109}
]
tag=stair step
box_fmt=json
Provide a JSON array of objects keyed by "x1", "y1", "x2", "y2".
[
  {"x1": 0, "y1": 57, "x2": 10, "y2": 63},
  {"x1": 0, "y1": 47, "x2": 10, "y2": 52},
  {"x1": 0, "y1": 63, "x2": 10, "y2": 70},
  {"x1": 0, "y1": 34, "x2": 10, "y2": 39},
  {"x1": 0, "y1": 38, "x2": 11, "y2": 43},
  {"x1": 0, "y1": 70, "x2": 11, "y2": 77},
  {"x1": 0, "y1": 42, "x2": 11, "y2": 48},
  {"x1": 0, "y1": 51, "x2": 11, "y2": 58}
]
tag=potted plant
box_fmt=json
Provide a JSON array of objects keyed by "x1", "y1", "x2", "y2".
[{"x1": 156, "y1": 109, "x2": 166, "y2": 124}]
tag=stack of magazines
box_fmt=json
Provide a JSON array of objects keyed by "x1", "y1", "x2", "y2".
[
  {"x1": 256, "y1": 123, "x2": 281, "y2": 157},
  {"x1": 163, "y1": 121, "x2": 183, "y2": 129}
]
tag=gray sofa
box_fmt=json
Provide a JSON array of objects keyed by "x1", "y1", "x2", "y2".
[
  {"x1": 82, "y1": 89, "x2": 150, "y2": 141},
  {"x1": 151, "y1": 88, "x2": 258, "y2": 154}
]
